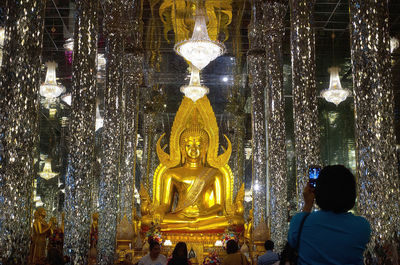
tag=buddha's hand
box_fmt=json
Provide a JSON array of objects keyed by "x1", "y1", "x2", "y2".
[
  {"x1": 154, "y1": 213, "x2": 162, "y2": 224},
  {"x1": 154, "y1": 205, "x2": 167, "y2": 222}
]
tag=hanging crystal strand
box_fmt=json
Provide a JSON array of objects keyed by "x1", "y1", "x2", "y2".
[
  {"x1": 140, "y1": 111, "x2": 155, "y2": 195},
  {"x1": 226, "y1": 84, "x2": 246, "y2": 197},
  {"x1": 290, "y1": 0, "x2": 320, "y2": 210},
  {"x1": 63, "y1": 0, "x2": 98, "y2": 263},
  {"x1": 120, "y1": 50, "x2": 142, "y2": 222},
  {"x1": 140, "y1": 83, "x2": 166, "y2": 199},
  {"x1": 149, "y1": 116, "x2": 160, "y2": 197},
  {"x1": 248, "y1": 0, "x2": 267, "y2": 227},
  {"x1": 264, "y1": 0, "x2": 288, "y2": 251},
  {"x1": 97, "y1": 10, "x2": 125, "y2": 263},
  {"x1": 0, "y1": 1, "x2": 46, "y2": 262},
  {"x1": 349, "y1": 0, "x2": 400, "y2": 258},
  {"x1": 118, "y1": 0, "x2": 143, "y2": 223}
]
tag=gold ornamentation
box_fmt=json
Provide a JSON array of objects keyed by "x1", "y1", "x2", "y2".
[
  {"x1": 30, "y1": 208, "x2": 51, "y2": 264},
  {"x1": 159, "y1": 0, "x2": 232, "y2": 43},
  {"x1": 143, "y1": 96, "x2": 242, "y2": 231}
]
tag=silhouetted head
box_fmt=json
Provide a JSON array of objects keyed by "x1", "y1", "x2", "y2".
[
  {"x1": 315, "y1": 165, "x2": 356, "y2": 213},
  {"x1": 149, "y1": 240, "x2": 161, "y2": 259},
  {"x1": 226, "y1": 239, "x2": 239, "y2": 254},
  {"x1": 264, "y1": 240, "x2": 274, "y2": 251},
  {"x1": 172, "y1": 242, "x2": 188, "y2": 259}
]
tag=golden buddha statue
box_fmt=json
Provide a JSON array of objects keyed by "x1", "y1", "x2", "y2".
[
  {"x1": 30, "y1": 207, "x2": 52, "y2": 264},
  {"x1": 141, "y1": 96, "x2": 244, "y2": 232}
]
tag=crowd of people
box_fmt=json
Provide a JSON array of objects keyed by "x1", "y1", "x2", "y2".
[
  {"x1": 133, "y1": 165, "x2": 375, "y2": 265},
  {"x1": 31, "y1": 165, "x2": 383, "y2": 265}
]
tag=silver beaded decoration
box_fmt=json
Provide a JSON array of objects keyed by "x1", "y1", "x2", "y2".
[
  {"x1": 226, "y1": 87, "x2": 246, "y2": 198},
  {"x1": 119, "y1": 0, "x2": 142, "y2": 222},
  {"x1": 0, "y1": 0, "x2": 45, "y2": 262},
  {"x1": 119, "y1": 51, "x2": 143, "y2": 222},
  {"x1": 248, "y1": 0, "x2": 267, "y2": 227},
  {"x1": 349, "y1": 0, "x2": 400, "y2": 251},
  {"x1": 64, "y1": 0, "x2": 98, "y2": 263},
  {"x1": 264, "y1": 0, "x2": 288, "y2": 251},
  {"x1": 141, "y1": 112, "x2": 156, "y2": 197},
  {"x1": 97, "y1": 33, "x2": 124, "y2": 264},
  {"x1": 290, "y1": 0, "x2": 320, "y2": 210}
]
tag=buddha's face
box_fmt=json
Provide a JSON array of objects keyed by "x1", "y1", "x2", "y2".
[
  {"x1": 38, "y1": 208, "x2": 46, "y2": 219},
  {"x1": 184, "y1": 136, "x2": 202, "y2": 160}
]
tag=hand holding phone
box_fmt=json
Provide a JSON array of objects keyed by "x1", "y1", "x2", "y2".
[
  {"x1": 308, "y1": 166, "x2": 321, "y2": 188},
  {"x1": 303, "y1": 184, "x2": 315, "y2": 212}
]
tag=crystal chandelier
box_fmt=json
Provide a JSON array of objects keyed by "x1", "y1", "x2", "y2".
[
  {"x1": 40, "y1": 61, "x2": 65, "y2": 98},
  {"x1": 174, "y1": 8, "x2": 225, "y2": 70},
  {"x1": 321, "y1": 67, "x2": 350, "y2": 106},
  {"x1": 63, "y1": 37, "x2": 74, "y2": 51},
  {"x1": 181, "y1": 67, "x2": 209, "y2": 102},
  {"x1": 0, "y1": 27, "x2": 4, "y2": 66},
  {"x1": 97, "y1": 53, "x2": 106, "y2": 70},
  {"x1": 391, "y1": 37, "x2": 399, "y2": 53},
  {"x1": 95, "y1": 103, "x2": 103, "y2": 131},
  {"x1": 38, "y1": 158, "x2": 59, "y2": 180}
]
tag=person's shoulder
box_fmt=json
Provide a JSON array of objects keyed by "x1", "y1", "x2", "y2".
[
  {"x1": 139, "y1": 254, "x2": 150, "y2": 262},
  {"x1": 290, "y1": 211, "x2": 310, "y2": 224},
  {"x1": 347, "y1": 213, "x2": 370, "y2": 228},
  {"x1": 159, "y1": 254, "x2": 167, "y2": 261},
  {"x1": 257, "y1": 253, "x2": 266, "y2": 262},
  {"x1": 354, "y1": 214, "x2": 371, "y2": 236}
]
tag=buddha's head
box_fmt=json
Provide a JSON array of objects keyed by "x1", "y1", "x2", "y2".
[
  {"x1": 92, "y1": 212, "x2": 99, "y2": 225},
  {"x1": 180, "y1": 125, "x2": 209, "y2": 164},
  {"x1": 38, "y1": 207, "x2": 46, "y2": 219}
]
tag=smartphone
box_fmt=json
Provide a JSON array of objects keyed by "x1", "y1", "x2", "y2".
[{"x1": 308, "y1": 166, "x2": 321, "y2": 188}]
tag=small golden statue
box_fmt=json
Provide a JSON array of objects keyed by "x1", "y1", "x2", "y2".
[
  {"x1": 30, "y1": 207, "x2": 52, "y2": 264},
  {"x1": 89, "y1": 212, "x2": 99, "y2": 264},
  {"x1": 244, "y1": 209, "x2": 253, "y2": 245},
  {"x1": 142, "y1": 96, "x2": 244, "y2": 232}
]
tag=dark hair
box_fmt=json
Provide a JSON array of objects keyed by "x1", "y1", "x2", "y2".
[
  {"x1": 315, "y1": 165, "x2": 356, "y2": 213},
  {"x1": 168, "y1": 242, "x2": 189, "y2": 265},
  {"x1": 226, "y1": 239, "x2": 239, "y2": 254},
  {"x1": 264, "y1": 240, "x2": 274, "y2": 250},
  {"x1": 47, "y1": 247, "x2": 64, "y2": 265},
  {"x1": 149, "y1": 240, "x2": 160, "y2": 251}
]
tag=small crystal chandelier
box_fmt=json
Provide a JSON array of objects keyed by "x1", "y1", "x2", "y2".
[
  {"x1": 174, "y1": 6, "x2": 225, "y2": 70},
  {"x1": 97, "y1": 53, "x2": 106, "y2": 71},
  {"x1": 63, "y1": 37, "x2": 74, "y2": 51},
  {"x1": 40, "y1": 61, "x2": 65, "y2": 99},
  {"x1": 0, "y1": 27, "x2": 5, "y2": 66},
  {"x1": 180, "y1": 67, "x2": 209, "y2": 102},
  {"x1": 95, "y1": 103, "x2": 104, "y2": 131},
  {"x1": 321, "y1": 67, "x2": 350, "y2": 106},
  {"x1": 38, "y1": 158, "x2": 59, "y2": 180},
  {"x1": 390, "y1": 37, "x2": 399, "y2": 53}
]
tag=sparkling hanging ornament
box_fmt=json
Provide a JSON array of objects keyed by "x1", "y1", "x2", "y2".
[
  {"x1": 180, "y1": 67, "x2": 209, "y2": 102},
  {"x1": 0, "y1": 27, "x2": 4, "y2": 66},
  {"x1": 264, "y1": 0, "x2": 288, "y2": 251},
  {"x1": 38, "y1": 158, "x2": 59, "y2": 180},
  {"x1": 174, "y1": 7, "x2": 225, "y2": 70},
  {"x1": 321, "y1": 67, "x2": 350, "y2": 106},
  {"x1": 290, "y1": 0, "x2": 321, "y2": 210},
  {"x1": 349, "y1": 0, "x2": 400, "y2": 254},
  {"x1": 40, "y1": 61, "x2": 65, "y2": 99},
  {"x1": 248, "y1": 0, "x2": 267, "y2": 228}
]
